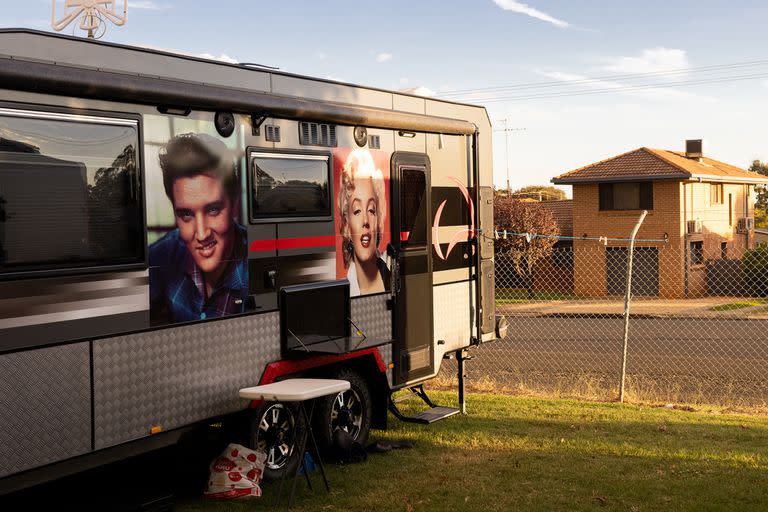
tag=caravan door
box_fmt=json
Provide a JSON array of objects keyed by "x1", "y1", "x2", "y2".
[{"x1": 390, "y1": 153, "x2": 434, "y2": 386}]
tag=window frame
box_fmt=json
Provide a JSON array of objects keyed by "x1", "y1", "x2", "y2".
[
  {"x1": 0, "y1": 104, "x2": 147, "y2": 281},
  {"x1": 246, "y1": 147, "x2": 333, "y2": 224},
  {"x1": 710, "y1": 183, "x2": 724, "y2": 205},
  {"x1": 598, "y1": 182, "x2": 653, "y2": 211},
  {"x1": 690, "y1": 240, "x2": 704, "y2": 266}
]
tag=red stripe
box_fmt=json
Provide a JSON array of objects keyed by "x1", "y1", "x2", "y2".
[{"x1": 249, "y1": 235, "x2": 335, "y2": 252}]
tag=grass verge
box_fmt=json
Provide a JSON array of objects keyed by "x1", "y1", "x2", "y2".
[
  {"x1": 176, "y1": 391, "x2": 768, "y2": 512},
  {"x1": 496, "y1": 290, "x2": 575, "y2": 304},
  {"x1": 709, "y1": 298, "x2": 768, "y2": 311}
]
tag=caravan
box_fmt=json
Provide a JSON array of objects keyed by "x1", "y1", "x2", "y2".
[{"x1": 0, "y1": 29, "x2": 499, "y2": 491}]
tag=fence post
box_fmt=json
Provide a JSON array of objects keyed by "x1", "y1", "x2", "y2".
[{"x1": 619, "y1": 210, "x2": 648, "y2": 402}]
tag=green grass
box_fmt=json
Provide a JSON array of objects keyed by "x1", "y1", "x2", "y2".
[
  {"x1": 176, "y1": 391, "x2": 768, "y2": 512},
  {"x1": 496, "y1": 290, "x2": 575, "y2": 304},
  {"x1": 709, "y1": 299, "x2": 768, "y2": 311}
]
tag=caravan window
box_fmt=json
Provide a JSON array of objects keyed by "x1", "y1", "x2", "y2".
[
  {"x1": 0, "y1": 108, "x2": 144, "y2": 275},
  {"x1": 249, "y1": 152, "x2": 331, "y2": 220}
]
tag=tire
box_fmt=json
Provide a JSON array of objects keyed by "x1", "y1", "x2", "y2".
[
  {"x1": 314, "y1": 368, "x2": 373, "y2": 456},
  {"x1": 248, "y1": 401, "x2": 305, "y2": 481}
]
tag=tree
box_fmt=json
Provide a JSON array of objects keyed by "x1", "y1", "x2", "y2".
[
  {"x1": 749, "y1": 160, "x2": 768, "y2": 210},
  {"x1": 494, "y1": 197, "x2": 559, "y2": 297},
  {"x1": 741, "y1": 243, "x2": 768, "y2": 297},
  {"x1": 510, "y1": 185, "x2": 566, "y2": 202}
]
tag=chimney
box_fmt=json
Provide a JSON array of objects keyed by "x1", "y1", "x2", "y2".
[{"x1": 685, "y1": 139, "x2": 704, "y2": 160}]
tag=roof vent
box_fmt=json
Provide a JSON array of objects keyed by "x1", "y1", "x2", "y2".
[{"x1": 685, "y1": 139, "x2": 704, "y2": 160}]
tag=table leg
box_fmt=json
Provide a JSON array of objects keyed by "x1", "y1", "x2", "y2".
[
  {"x1": 287, "y1": 402, "x2": 311, "y2": 509},
  {"x1": 302, "y1": 400, "x2": 330, "y2": 492}
]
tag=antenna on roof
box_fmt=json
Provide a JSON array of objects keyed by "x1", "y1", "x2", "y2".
[{"x1": 51, "y1": 1, "x2": 127, "y2": 40}]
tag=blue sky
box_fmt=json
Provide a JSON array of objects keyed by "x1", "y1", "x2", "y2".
[{"x1": 5, "y1": 1, "x2": 768, "y2": 193}]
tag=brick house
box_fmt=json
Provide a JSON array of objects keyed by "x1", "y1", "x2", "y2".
[{"x1": 551, "y1": 141, "x2": 768, "y2": 298}]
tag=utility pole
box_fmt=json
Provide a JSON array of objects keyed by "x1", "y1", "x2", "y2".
[{"x1": 494, "y1": 120, "x2": 526, "y2": 195}]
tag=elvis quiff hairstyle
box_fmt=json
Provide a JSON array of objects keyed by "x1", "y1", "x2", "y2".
[
  {"x1": 338, "y1": 149, "x2": 387, "y2": 268},
  {"x1": 159, "y1": 133, "x2": 239, "y2": 205}
]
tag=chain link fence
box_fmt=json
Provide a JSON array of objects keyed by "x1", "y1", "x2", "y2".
[{"x1": 439, "y1": 223, "x2": 768, "y2": 410}]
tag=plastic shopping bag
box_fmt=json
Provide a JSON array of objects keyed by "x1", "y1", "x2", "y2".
[{"x1": 204, "y1": 443, "x2": 267, "y2": 499}]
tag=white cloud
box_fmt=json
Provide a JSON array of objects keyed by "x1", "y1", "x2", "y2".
[
  {"x1": 198, "y1": 53, "x2": 239, "y2": 64},
  {"x1": 376, "y1": 52, "x2": 393, "y2": 63},
  {"x1": 400, "y1": 86, "x2": 436, "y2": 97},
  {"x1": 317, "y1": 52, "x2": 327, "y2": 60},
  {"x1": 399, "y1": 77, "x2": 410, "y2": 86},
  {"x1": 492, "y1": 0, "x2": 570, "y2": 28},
  {"x1": 130, "y1": 1, "x2": 170, "y2": 10},
  {"x1": 603, "y1": 47, "x2": 689, "y2": 74},
  {"x1": 136, "y1": 43, "x2": 240, "y2": 64}
]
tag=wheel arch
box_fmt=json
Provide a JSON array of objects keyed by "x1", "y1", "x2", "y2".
[{"x1": 254, "y1": 349, "x2": 390, "y2": 430}]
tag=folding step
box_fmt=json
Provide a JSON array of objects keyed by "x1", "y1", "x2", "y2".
[
  {"x1": 401, "y1": 406, "x2": 460, "y2": 425},
  {"x1": 388, "y1": 385, "x2": 461, "y2": 424}
]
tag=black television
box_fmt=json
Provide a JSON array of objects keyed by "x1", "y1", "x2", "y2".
[{"x1": 280, "y1": 280, "x2": 351, "y2": 352}]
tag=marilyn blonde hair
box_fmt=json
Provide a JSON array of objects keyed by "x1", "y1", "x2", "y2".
[{"x1": 338, "y1": 149, "x2": 387, "y2": 268}]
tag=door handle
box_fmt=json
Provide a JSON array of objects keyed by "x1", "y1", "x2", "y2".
[{"x1": 265, "y1": 269, "x2": 277, "y2": 289}]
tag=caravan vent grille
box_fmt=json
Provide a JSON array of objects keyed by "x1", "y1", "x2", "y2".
[
  {"x1": 299, "y1": 122, "x2": 337, "y2": 147},
  {"x1": 264, "y1": 125, "x2": 281, "y2": 142},
  {"x1": 368, "y1": 134, "x2": 381, "y2": 149}
]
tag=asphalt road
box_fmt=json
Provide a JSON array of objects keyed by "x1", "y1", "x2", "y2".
[{"x1": 466, "y1": 315, "x2": 768, "y2": 404}]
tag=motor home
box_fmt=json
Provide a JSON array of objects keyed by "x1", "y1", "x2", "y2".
[{"x1": 0, "y1": 29, "x2": 499, "y2": 492}]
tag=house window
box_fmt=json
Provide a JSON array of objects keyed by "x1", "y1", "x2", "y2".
[
  {"x1": 248, "y1": 152, "x2": 331, "y2": 221},
  {"x1": 690, "y1": 241, "x2": 704, "y2": 265},
  {"x1": 0, "y1": 108, "x2": 144, "y2": 276},
  {"x1": 599, "y1": 182, "x2": 653, "y2": 211},
  {"x1": 728, "y1": 193, "x2": 733, "y2": 225},
  {"x1": 721, "y1": 241, "x2": 728, "y2": 260},
  {"x1": 710, "y1": 183, "x2": 723, "y2": 205}
]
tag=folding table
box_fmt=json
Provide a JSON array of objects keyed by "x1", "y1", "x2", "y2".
[{"x1": 239, "y1": 378, "x2": 350, "y2": 508}]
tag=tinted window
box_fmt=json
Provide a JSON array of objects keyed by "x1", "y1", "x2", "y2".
[
  {"x1": 690, "y1": 241, "x2": 704, "y2": 265},
  {"x1": 250, "y1": 153, "x2": 330, "y2": 219},
  {"x1": 399, "y1": 166, "x2": 427, "y2": 248},
  {"x1": 599, "y1": 182, "x2": 653, "y2": 210},
  {"x1": 0, "y1": 110, "x2": 143, "y2": 274}
]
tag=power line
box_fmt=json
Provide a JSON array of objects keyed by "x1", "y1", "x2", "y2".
[
  {"x1": 451, "y1": 70, "x2": 768, "y2": 103},
  {"x1": 437, "y1": 58, "x2": 768, "y2": 97}
]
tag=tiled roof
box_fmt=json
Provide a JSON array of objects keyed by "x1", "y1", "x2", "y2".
[
  {"x1": 539, "y1": 199, "x2": 573, "y2": 237},
  {"x1": 552, "y1": 147, "x2": 768, "y2": 184}
]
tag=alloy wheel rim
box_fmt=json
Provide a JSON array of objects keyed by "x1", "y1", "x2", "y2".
[
  {"x1": 330, "y1": 389, "x2": 363, "y2": 439},
  {"x1": 255, "y1": 404, "x2": 295, "y2": 470}
]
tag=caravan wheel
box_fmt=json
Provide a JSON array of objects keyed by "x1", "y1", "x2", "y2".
[
  {"x1": 248, "y1": 402, "x2": 303, "y2": 481},
  {"x1": 314, "y1": 368, "x2": 372, "y2": 455}
]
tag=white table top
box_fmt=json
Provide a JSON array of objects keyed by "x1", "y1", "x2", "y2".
[{"x1": 239, "y1": 378, "x2": 350, "y2": 402}]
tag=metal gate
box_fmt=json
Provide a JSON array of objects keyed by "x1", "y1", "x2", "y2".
[{"x1": 606, "y1": 246, "x2": 659, "y2": 296}]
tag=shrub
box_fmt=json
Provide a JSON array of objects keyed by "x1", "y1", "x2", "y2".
[{"x1": 741, "y1": 243, "x2": 768, "y2": 297}]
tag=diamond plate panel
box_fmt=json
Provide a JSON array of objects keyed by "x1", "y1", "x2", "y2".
[
  {"x1": 434, "y1": 282, "x2": 474, "y2": 351},
  {"x1": 0, "y1": 343, "x2": 91, "y2": 478},
  {"x1": 93, "y1": 313, "x2": 281, "y2": 449},
  {"x1": 351, "y1": 294, "x2": 393, "y2": 386}
]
